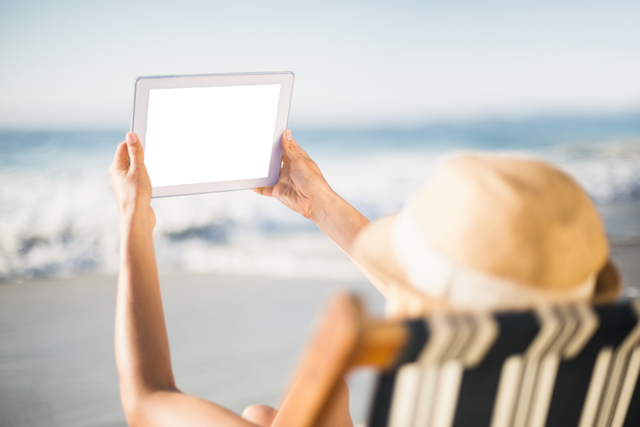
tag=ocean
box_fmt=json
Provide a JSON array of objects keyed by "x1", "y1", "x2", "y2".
[{"x1": 2, "y1": 114, "x2": 640, "y2": 285}]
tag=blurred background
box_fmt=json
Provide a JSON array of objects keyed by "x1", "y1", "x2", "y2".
[{"x1": 1, "y1": 0, "x2": 639, "y2": 426}]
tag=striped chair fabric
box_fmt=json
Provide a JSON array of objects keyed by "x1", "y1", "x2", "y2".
[{"x1": 366, "y1": 300, "x2": 640, "y2": 427}]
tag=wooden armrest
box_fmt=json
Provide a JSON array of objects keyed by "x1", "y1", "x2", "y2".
[{"x1": 272, "y1": 293, "x2": 407, "y2": 427}]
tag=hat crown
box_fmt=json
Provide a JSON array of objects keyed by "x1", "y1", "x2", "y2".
[{"x1": 413, "y1": 154, "x2": 608, "y2": 291}]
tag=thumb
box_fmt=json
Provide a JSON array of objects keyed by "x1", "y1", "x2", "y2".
[
  {"x1": 126, "y1": 132, "x2": 144, "y2": 168},
  {"x1": 253, "y1": 186, "x2": 274, "y2": 197},
  {"x1": 281, "y1": 130, "x2": 300, "y2": 159}
]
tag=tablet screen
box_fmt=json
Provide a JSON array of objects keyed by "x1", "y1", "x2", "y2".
[{"x1": 144, "y1": 84, "x2": 281, "y2": 187}]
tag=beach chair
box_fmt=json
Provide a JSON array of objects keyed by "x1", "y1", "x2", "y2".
[{"x1": 271, "y1": 294, "x2": 640, "y2": 427}]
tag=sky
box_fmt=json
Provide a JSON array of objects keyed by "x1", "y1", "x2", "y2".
[{"x1": 0, "y1": 0, "x2": 639, "y2": 129}]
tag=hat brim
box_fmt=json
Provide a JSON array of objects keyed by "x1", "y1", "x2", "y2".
[
  {"x1": 352, "y1": 214, "x2": 623, "y2": 305},
  {"x1": 593, "y1": 259, "x2": 622, "y2": 304}
]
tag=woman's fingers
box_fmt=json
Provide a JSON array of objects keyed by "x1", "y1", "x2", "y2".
[
  {"x1": 289, "y1": 136, "x2": 311, "y2": 159},
  {"x1": 126, "y1": 132, "x2": 144, "y2": 170},
  {"x1": 109, "y1": 132, "x2": 153, "y2": 215},
  {"x1": 255, "y1": 156, "x2": 292, "y2": 198}
]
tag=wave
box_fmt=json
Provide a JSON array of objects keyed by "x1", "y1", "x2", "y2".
[
  {"x1": 1, "y1": 135, "x2": 640, "y2": 282},
  {"x1": 544, "y1": 141, "x2": 640, "y2": 202}
]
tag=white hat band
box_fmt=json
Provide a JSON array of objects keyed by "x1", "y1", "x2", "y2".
[{"x1": 391, "y1": 202, "x2": 595, "y2": 311}]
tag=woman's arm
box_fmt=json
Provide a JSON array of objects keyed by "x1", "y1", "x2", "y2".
[
  {"x1": 109, "y1": 132, "x2": 254, "y2": 427},
  {"x1": 255, "y1": 130, "x2": 391, "y2": 298}
]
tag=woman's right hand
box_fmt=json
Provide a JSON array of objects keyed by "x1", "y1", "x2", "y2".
[{"x1": 254, "y1": 130, "x2": 334, "y2": 221}]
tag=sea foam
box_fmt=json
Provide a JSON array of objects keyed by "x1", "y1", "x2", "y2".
[{"x1": 1, "y1": 129, "x2": 639, "y2": 282}]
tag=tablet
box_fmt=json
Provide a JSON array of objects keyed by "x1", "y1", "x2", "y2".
[{"x1": 131, "y1": 71, "x2": 294, "y2": 198}]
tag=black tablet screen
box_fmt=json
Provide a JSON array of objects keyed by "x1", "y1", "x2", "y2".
[{"x1": 147, "y1": 88, "x2": 277, "y2": 183}]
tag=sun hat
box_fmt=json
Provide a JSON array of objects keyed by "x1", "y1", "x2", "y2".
[{"x1": 352, "y1": 154, "x2": 621, "y2": 312}]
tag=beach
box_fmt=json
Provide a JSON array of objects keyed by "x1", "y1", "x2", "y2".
[{"x1": 1, "y1": 241, "x2": 639, "y2": 427}]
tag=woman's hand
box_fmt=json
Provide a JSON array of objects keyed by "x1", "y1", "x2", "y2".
[
  {"x1": 254, "y1": 130, "x2": 391, "y2": 296},
  {"x1": 109, "y1": 132, "x2": 156, "y2": 229},
  {"x1": 254, "y1": 130, "x2": 333, "y2": 221},
  {"x1": 255, "y1": 130, "x2": 371, "y2": 255}
]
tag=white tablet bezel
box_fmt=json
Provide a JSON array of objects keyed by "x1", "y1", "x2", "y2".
[{"x1": 131, "y1": 71, "x2": 294, "y2": 198}]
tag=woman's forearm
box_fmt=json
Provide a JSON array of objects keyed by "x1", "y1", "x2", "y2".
[
  {"x1": 307, "y1": 190, "x2": 391, "y2": 298},
  {"x1": 308, "y1": 189, "x2": 370, "y2": 255},
  {"x1": 115, "y1": 210, "x2": 176, "y2": 402}
]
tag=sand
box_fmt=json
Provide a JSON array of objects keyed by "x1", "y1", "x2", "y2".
[
  {"x1": 0, "y1": 273, "x2": 384, "y2": 427},
  {"x1": 0, "y1": 242, "x2": 638, "y2": 427}
]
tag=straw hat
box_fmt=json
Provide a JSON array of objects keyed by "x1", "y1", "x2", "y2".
[{"x1": 352, "y1": 154, "x2": 621, "y2": 312}]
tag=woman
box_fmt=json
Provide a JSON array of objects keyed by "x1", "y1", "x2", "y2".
[
  {"x1": 110, "y1": 130, "x2": 369, "y2": 427},
  {"x1": 109, "y1": 129, "x2": 620, "y2": 427}
]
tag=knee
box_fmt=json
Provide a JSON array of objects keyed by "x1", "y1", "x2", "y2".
[{"x1": 242, "y1": 404, "x2": 278, "y2": 427}]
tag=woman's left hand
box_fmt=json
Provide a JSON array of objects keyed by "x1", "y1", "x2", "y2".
[{"x1": 109, "y1": 132, "x2": 155, "y2": 228}]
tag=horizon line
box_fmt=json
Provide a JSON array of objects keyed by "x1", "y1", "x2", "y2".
[{"x1": 0, "y1": 110, "x2": 638, "y2": 134}]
